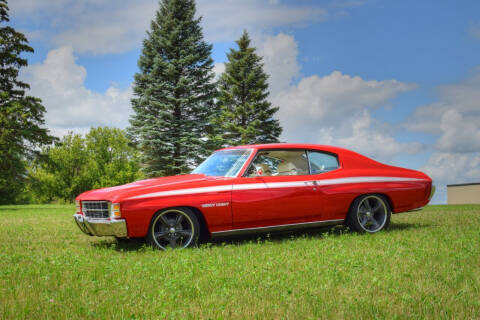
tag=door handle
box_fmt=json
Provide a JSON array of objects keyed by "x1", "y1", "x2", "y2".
[{"x1": 305, "y1": 181, "x2": 318, "y2": 190}]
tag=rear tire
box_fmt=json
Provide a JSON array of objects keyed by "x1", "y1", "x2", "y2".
[
  {"x1": 147, "y1": 207, "x2": 200, "y2": 250},
  {"x1": 347, "y1": 194, "x2": 391, "y2": 233}
]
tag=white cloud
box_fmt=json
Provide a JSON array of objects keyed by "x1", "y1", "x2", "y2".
[
  {"x1": 421, "y1": 152, "x2": 480, "y2": 185},
  {"x1": 275, "y1": 110, "x2": 422, "y2": 161},
  {"x1": 21, "y1": 47, "x2": 132, "y2": 136},
  {"x1": 275, "y1": 71, "x2": 414, "y2": 127},
  {"x1": 420, "y1": 151, "x2": 480, "y2": 203},
  {"x1": 11, "y1": 0, "x2": 327, "y2": 55},
  {"x1": 197, "y1": 0, "x2": 326, "y2": 43},
  {"x1": 51, "y1": 1, "x2": 155, "y2": 55},
  {"x1": 336, "y1": 111, "x2": 422, "y2": 159},
  {"x1": 9, "y1": 0, "x2": 65, "y2": 13},
  {"x1": 254, "y1": 33, "x2": 420, "y2": 161},
  {"x1": 48, "y1": 127, "x2": 92, "y2": 139},
  {"x1": 213, "y1": 62, "x2": 225, "y2": 79},
  {"x1": 407, "y1": 70, "x2": 480, "y2": 153},
  {"x1": 404, "y1": 69, "x2": 480, "y2": 203},
  {"x1": 270, "y1": 71, "x2": 417, "y2": 159},
  {"x1": 436, "y1": 109, "x2": 480, "y2": 153},
  {"x1": 259, "y1": 33, "x2": 300, "y2": 95}
]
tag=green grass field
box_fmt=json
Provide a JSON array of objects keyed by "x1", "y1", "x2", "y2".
[{"x1": 1, "y1": 205, "x2": 479, "y2": 319}]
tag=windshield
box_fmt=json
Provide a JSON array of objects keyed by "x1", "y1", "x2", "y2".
[{"x1": 192, "y1": 149, "x2": 252, "y2": 177}]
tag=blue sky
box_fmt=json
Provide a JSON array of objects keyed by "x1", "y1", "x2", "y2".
[{"x1": 8, "y1": 0, "x2": 480, "y2": 203}]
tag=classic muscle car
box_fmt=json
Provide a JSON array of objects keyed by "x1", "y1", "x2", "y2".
[{"x1": 74, "y1": 143, "x2": 435, "y2": 250}]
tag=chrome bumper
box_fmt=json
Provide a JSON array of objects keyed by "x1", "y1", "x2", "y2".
[{"x1": 74, "y1": 214, "x2": 127, "y2": 238}]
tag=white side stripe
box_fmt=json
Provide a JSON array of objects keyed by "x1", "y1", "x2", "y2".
[
  {"x1": 127, "y1": 176, "x2": 426, "y2": 200},
  {"x1": 128, "y1": 185, "x2": 233, "y2": 200},
  {"x1": 234, "y1": 176, "x2": 425, "y2": 191},
  {"x1": 315, "y1": 176, "x2": 423, "y2": 186}
]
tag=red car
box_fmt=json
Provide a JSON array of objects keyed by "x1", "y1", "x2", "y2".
[{"x1": 74, "y1": 143, "x2": 435, "y2": 250}]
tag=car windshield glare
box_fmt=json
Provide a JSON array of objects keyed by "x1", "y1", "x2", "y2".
[{"x1": 192, "y1": 149, "x2": 252, "y2": 177}]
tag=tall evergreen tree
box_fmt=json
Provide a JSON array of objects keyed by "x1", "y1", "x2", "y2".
[
  {"x1": 213, "y1": 31, "x2": 282, "y2": 147},
  {"x1": 0, "y1": 0, "x2": 54, "y2": 204},
  {"x1": 128, "y1": 0, "x2": 217, "y2": 177}
]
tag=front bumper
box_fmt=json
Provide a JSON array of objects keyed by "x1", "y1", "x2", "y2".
[{"x1": 74, "y1": 214, "x2": 127, "y2": 238}]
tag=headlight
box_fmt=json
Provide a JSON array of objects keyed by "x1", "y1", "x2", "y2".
[
  {"x1": 75, "y1": 200, "x2": 81, "y2": 213},
  {"x1": 110, "y1": 203, "x2": 121, "y2": 218}
]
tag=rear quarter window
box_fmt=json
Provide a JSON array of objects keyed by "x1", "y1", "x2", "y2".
[{"x1": 308, "y1": 151, "x2": 339, "y2": 174}]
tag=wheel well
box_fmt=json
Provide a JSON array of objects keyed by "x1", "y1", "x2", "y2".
[
  {"x1": 147, "y1": 206, "x2": 211, "y2": 241},
  {"x1": 348, "y1": 193, "x2": 394, "y2": 214},
  {"x1": 382, "y1": 194, "x2": 394, "y2": 212},
  {"x1": 186, "y1": 206, "x2": 211, "y2": 241}
]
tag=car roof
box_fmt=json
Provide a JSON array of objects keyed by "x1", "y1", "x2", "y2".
[
  {"x1": 218, "y1": 143, "x2": 391, "y2": 170},
  {"x1": 218, "y1": 143, "x2": 350, "y2": 154}
]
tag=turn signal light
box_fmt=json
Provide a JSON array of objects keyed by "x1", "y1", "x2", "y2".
[
  {"x1": 110, "y1": 203, "x2": 121, "y2": 218},
  {"x1": 75, "y1": 200, "x2": 81, "y2": 214}
]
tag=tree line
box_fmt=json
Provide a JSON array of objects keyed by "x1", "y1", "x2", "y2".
[{"x1": 0, "y1": 0, "x2": 283, "y2": 204}]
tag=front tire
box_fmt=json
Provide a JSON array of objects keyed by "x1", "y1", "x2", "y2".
[
  {"x1": 147, "y1": 207, "x2": 200, "y2": 250},
  {"x1": 347, "y1": 194, "x2": 391, "y2": 233}
]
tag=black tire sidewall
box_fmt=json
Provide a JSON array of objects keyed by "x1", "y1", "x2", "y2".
[
  {"x1": 347, "y1": 194, "x2": 391, "y2": 233},
  {"x1": 147, "y1": 207, "x2": 200, "y2": 250}
]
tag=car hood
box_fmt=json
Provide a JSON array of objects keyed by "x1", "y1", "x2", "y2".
[{"x1": 76, "y1": 174, "x2": 232, "y2": 202}]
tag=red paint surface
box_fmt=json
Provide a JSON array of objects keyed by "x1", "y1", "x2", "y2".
[{"x1": 77, "y1": 144, "x2": 432, "y2": 238}]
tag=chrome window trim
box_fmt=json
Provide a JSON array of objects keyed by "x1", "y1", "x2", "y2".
[{"x1": 242, "y1": 148, "x2": 342, "y2": 178}]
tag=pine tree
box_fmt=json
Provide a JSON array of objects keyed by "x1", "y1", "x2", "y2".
[
  {"x1": 0, "y1": 0, "x2": 55, "y2": 204},
  {"x1": 214, "y1": 31, "x2": 282, "y2": 147},
  {"x1": 128, "y1": 0, "x2": 217, "y2": 177}
]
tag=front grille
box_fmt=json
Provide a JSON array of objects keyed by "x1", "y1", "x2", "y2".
[{"x1": 82, "y1": 201, "x2": 110, "y2": 219}]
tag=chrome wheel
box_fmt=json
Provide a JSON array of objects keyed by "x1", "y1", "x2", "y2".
[
  {"x1": 356, "y1": 195, "x2": 388, "y2": 233},
  {"x1": 151, "y1": 209, "x2": 195, "y2": 250}
]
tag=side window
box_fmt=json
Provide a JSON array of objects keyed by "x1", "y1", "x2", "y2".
[
  {"x1": 246, "y1": 150, "x2": 309, "y2": 177},
  {"x1": 308, "y1": 151, "x2": 339, "y2": 174}
]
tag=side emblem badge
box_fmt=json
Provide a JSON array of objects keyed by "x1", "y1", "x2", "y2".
[{"x1": 201, "y1": 202, "x2": 230, "y2": 208}]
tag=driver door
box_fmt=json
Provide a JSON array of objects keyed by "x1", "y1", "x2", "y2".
[{"x1": 231, "y1": 149, "x2": 321, "y2": 230}]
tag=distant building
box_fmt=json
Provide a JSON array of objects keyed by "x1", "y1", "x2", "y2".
[{"x1": 447, "y1": 183, "x2": 480, "y2": 204}]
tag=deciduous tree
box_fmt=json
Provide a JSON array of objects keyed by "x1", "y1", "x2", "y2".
[{"x1": 25, "y1": 127, "x2": 143, "y2": 203}]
